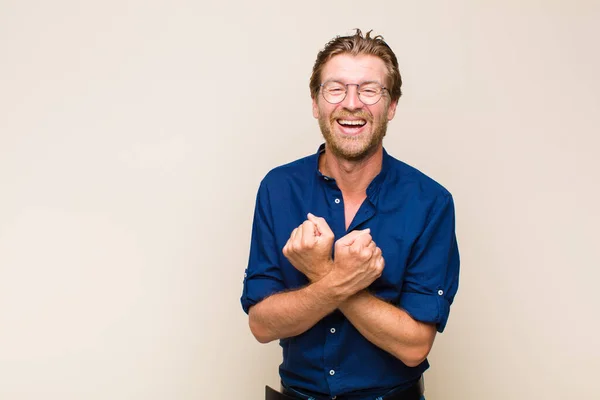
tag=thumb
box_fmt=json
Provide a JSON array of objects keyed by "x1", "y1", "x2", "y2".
[
  {"x1": 337, "y1": 228, "x2": 370, "y2": 246},
  {"x1": 307, "y1": 213, "x2": 334, "y2": 237}
]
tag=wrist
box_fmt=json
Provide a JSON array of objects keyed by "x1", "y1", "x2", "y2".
[
  {"x1": 309, "y1": 272, "x2": 346, "y2": 304},
  {"x1": 310, "y1": 259, "x2": 334, "y2": 282},
  {"x1": 317, "y1": 268, "x2": 354, "y2": 303}
]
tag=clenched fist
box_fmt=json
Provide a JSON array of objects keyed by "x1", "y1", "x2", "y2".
[
  {"x1": 330, "y1": 229, "x2": 385, "y2": 298},
  {"x1": 282, "y1": 213, "x2": 335, "y2": 282}
]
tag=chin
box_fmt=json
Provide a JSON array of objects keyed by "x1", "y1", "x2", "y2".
[
  {"x1": 320, "y1": 119, "x2": 386, "y2": 162},
  {"x1": 329, "y1": 139, "x2": 380, "y2": 162}
]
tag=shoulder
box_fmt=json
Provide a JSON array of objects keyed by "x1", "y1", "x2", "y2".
[
  {"x1": 384, "y1": 152, "x2": 453, "y2": 202},
  {"x1": 259, "y1": 152, "x2": 317, "y2": 190}
]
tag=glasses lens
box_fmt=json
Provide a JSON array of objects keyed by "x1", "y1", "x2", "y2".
[
  {"x1": 358, "y1": 83, "x2": 383, "y2": 105},
  {"x1": 322, "y1": 82, "x2": 346, "y2": 104}
]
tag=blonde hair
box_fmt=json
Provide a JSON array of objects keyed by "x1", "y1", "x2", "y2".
[{"x1": 309, "y1": 29, "x2": 403, "y2": 103}]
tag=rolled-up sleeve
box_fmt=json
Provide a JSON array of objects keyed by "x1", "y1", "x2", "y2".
[
  {"x1": 240, "y1": 180, "x2": 286, "y2": 314},
  {"x1": 399, "y1": 193, "x2": 460, "y2": 332}
]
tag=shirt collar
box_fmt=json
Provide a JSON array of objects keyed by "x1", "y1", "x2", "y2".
[{"x1": 313, "y1": 143, "x2": 391, "y2": 198}]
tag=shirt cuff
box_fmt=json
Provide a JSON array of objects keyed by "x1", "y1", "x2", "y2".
[
  {"x1": 241, "y1": 277, "x2": 285, "y2": 314},
  {"x1": 399, "y1": 291, "x2": 451, "y2": 332}
]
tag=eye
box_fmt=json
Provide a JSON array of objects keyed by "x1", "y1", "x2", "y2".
[
  {"x1": 359, "y1": 85, "x2": 380, "y2": 97},
  {"x1": 324, "y1": 83, "x2": 345, "y2": 94},
  {"x1": 328, "y1": 88, "x2": 345, "y2": 94}
]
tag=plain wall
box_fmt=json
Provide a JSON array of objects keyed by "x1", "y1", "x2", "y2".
[{"x1": 1, "y1": 1, "x2": 599, "y2": 399}]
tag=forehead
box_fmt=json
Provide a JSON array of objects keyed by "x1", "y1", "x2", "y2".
[{"x1": 321, "y1": 54, "x2": 388, "y2": 84}]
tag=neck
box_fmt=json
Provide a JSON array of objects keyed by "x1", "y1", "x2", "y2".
[{"x1": 319, "y1": 145, "x2": 383, "y2": 197}]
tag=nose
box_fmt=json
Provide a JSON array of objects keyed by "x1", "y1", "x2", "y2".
[{"x1": 341, "y1": 84, "x2": 363, "y2": 110}]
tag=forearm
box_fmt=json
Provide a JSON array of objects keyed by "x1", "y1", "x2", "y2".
[
  {"x1": 339, "y1": 291, "x2": 436, "y2": 367},
  {"x1": 248, "y1": 275, "x2": 344, "y2": 343}
]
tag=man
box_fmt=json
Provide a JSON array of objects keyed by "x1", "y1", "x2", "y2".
[{"x1": 241, "y1": 29, "x2": 460, "y2": 400}]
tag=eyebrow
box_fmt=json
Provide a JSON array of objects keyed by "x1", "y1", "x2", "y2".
[{"x1": 325, "y1": 79, "x2": 384, "y2": 86}]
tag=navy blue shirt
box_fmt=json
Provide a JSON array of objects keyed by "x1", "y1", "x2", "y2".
[{"x1": 241, "y1": 145, "x2": 460, "y2": 398}]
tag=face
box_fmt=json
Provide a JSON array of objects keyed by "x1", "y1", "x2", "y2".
[{"x1": 312, "y1": 54, "x2": 397, "y2": 161}]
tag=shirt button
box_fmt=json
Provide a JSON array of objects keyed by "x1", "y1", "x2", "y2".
[
  {"x1": 438, "y1": 290, "x2": 444, "y2": 296},
  {"x1": 329, "y1": 369, "x2": 335, "y2": 376},
  {"x1": 334, "y1": 198, "x2": 340, "y2": 204},
  {"x1": 330, "y1": 328, "x2": 336, "y2": 334}
]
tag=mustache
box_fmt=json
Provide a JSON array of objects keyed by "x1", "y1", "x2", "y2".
[{"x1": 330, "y1": 110, "x2": 372, "y2": 123}]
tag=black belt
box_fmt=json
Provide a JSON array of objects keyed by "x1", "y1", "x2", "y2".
[{"x1": 266, "y1": 380, "x2": 423, "y2": 400}]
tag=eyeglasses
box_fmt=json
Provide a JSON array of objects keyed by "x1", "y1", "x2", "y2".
[{"x1": 320, "y1": 81, "x2": 388, "y2": 105}]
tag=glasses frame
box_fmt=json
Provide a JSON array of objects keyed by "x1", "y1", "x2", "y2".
[{"x1": 319, "y1": 81, "x2": 388, "y2": 106}]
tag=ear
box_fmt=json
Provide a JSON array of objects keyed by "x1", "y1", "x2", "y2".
[
  {"x1": 387, "y1": 100, "x2": 398, "y2": 121},
  {"x1": 312, "y1": 97, "x2": 320, "y2": 119}
]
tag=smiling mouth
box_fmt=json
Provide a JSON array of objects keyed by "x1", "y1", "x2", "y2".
[{"x1": 336, "y1": 119, "x2": 367, "y2": 128}]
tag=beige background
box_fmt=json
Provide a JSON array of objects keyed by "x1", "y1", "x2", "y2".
[{"x1": 1, "y1": 1, "x2": 599, "y2": 399}]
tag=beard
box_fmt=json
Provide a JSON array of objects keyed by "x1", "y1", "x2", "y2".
[{"x1": 318, "y1": 108, "x2": 389, "y2": 162}]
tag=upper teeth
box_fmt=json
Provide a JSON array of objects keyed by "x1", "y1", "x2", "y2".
[{"x1": 339, "y1": 120, "x2": 366, "y2": 126}]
